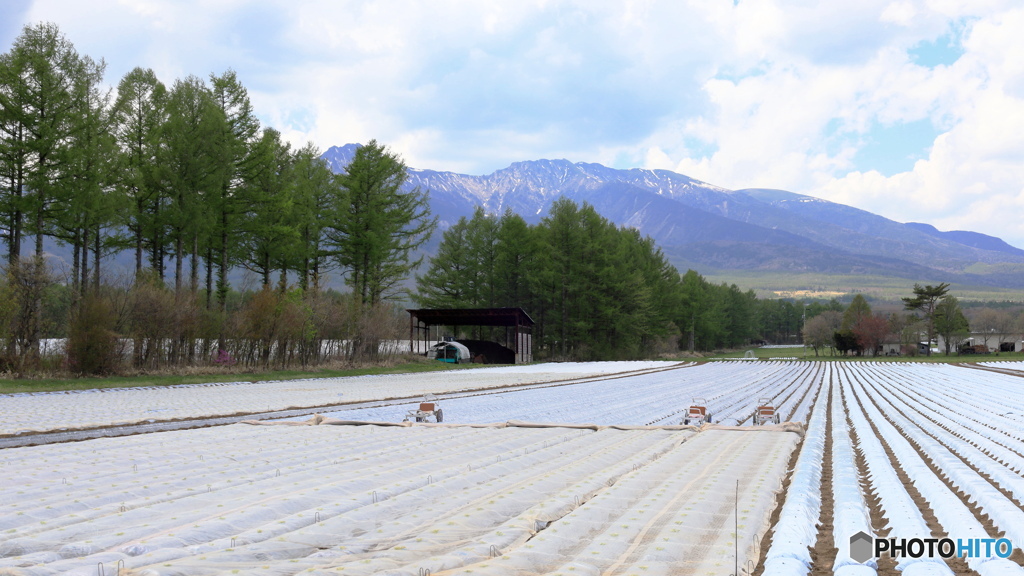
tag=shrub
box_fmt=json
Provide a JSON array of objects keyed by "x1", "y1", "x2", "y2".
[{"x1": 66, "y1": 294, "x2": 120, "y2": 375}]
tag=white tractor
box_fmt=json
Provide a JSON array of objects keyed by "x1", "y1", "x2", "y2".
[
  {"x1": 404, "y1": 394, "x2": 444, "y2": 423},
  {"x1": 683, "y1": 398, "x2": 712, "y2": 425},
  {"x1": 753, "y1": 397, "x2": 780, "y2": 425}
]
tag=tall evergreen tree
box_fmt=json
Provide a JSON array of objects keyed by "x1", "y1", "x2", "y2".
[
  {"x1": 493, "y1": 209, "x2": 536, "y2": 308},
  {"x1": 0, "y1": 23, "x2": 105, "y2": 356},
  {"x1": 537, "y1": 198, "x2": 585, "y2": 358},
  {"x1": 841, "y1": 294, "x2": 872, "y2": 330},
  {"x1": 110, "y1": 67, "x2": 168, "y2": 277},
  {"x1": 0, "y1": 45, "x2": 30, "y2": 268},
  {"x1": 209, "y1": 70, "x2": 259, "y2": 310},
  {"x1": 463, "y1": 207, "x2": 499, "y2": 307},
  {"x1": 415, "y1": 215, "x2": 475, "y2": 309},
  {"x1": 289, "y1": 143, "x2": 335, "y2": 293},
  {"x1": 902, "y1": 282, "x2": 950, "y2": 356},
  {"x1": 679, "y1": 269, "x2": 705, "y2": 352},
  {"x1": 60, "y1": 59, "x2": 114, "y2": 298},
  {"x1": 163, "y1": 75, "x2": 220, "y2": 293},
  {"x1": 326, "y1": 140, "x2": 436, "y2": 307},
  {"x1": 238, "y1": 127, "x2": 295, "y2": 289}
]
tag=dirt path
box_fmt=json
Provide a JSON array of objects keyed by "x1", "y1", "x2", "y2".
[
  {"x1": 848, "y1": 374, "x2": 1000, "y2": 574},
  {"x1": 856, "y1": 377, "x2": 1024, "y2": 567},
  {"x1": 877, "y1": 383, "x2": 1024, "y2": 507},
  {"x1": 809, "y1": 377, "x2": 837, "y2": 576},
  {"x1": 783, "y1": 363, "x2": 821, "y2": 423},
  {"x1": 843, "y1": 391, "x2": 900, "y2": 576}
]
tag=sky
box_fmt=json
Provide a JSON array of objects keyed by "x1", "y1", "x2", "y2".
[{"x1": 4, "y1": 0, "x2": 1024, "y2": 248}]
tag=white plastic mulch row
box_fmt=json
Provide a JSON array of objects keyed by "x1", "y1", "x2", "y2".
[
  {"x1": 848, "y1": 368, "x2": 1024, "y2": 559},
  {"x1": 882, "y1": 364, "x2": 1024, "y2": 442},
  {"x1": 0, "y1": 361, "x2": 676, "y2": 435},
  {"x1": 786, "y1": 363, "x2": 825, "y2": 425},
  {"x1": 830, "y1": 369, "x2": 877, "y2": 576},
  {"x1": 317, "y1": 361, "x2": 821, "y2": 427},
  {"x1": 979, "y1": 361, "x2": 1024, "y2": 373},
  {"x1": 862, "y1": 365, "x2": 1024, "y2": 504},
  {"x1": 0, "y1": 423, "x2": 801, "y2": 576},
  {"x1": 843, "y1": 366, "x2": 1024, "y2": 576},
  {"x1": 761, "y1": 363, "x2": 828, "y2": 576},
  {"x1": 840, "y1": 367, "x2": 953, "y2": 576}
]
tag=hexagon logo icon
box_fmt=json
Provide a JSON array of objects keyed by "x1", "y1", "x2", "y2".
[{"x1": 850, "y1": 531, "x2": 873, "y2": 563}]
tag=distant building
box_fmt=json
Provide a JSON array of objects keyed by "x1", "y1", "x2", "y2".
[{"x1": 936, "y1": 332, "x2": 1023, "y2": 354}]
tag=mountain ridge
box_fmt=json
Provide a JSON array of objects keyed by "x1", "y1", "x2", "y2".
[{"x1": 321, "y1": 145, "x2": 1024, "y2": 289}]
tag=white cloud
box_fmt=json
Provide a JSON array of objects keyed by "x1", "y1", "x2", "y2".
[
  {"x1": 806, "y1": 6, "x2": 1024, "y2": 246},
  {"x1": 6, "y1": 0, "x2": 1024, "y2": 247}
]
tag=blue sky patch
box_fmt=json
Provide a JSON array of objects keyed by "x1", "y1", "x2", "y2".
[
  {"x1": 909, "y1": 25, "x2": 967, "y2": 68},
  {"x1": 684, "y1": 137, "x2": 718, "y2": 161},
  {"x1": 0, "y1": 0, "x2": 32, "y2": 50},
  {"x1": 712, "y1": 64, "x2": 768, "y2": 84},
  {"x1": 281, "y1": 107, "x2": 316, "y2": 133},
  {"x1": 851, "y1": 118, "x2": 939, "y2": 176}
]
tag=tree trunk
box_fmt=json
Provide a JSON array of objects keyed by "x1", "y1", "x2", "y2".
[
  {"x1": 190, "y1": 234, "x2": 199, "y2": 295},
  {"x1": 93, "y1": 224, "x2": 100, "y2": 291},
  {"x1": 7, "y1": 125, "x2": 24, "y2": 268},
  {"x1": 217, "y1": 212, "x2": 228, "y2": 353},
  {"x1": 262, "y1": 251, "x2": 270, "y2": 289},
  {"x1": 218, "y1": 211, "x2": 228, "y2": 311},
  {"x1": 71, "y1": 230, "x2": 81, "y2": 299},
  {"x1": 300, "y1": 223, "x2": 309, "y2": 293},
  {"x1": 81, "y1": 227, "x2": 89, "y2": 297},
  {"x1": 205, "y1": 246, "x2": 213, "y2": 309},
  {"x1": 174, "y1": 235, "x2": 183, "y2": 293},
  {"x1": 135, "y1": 199, "x2": 143, "y2": 275}
]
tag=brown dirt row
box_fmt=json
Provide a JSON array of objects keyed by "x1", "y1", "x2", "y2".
[
  {"x1": 875, "y1": 373, "x2": 1024, "y2": 464},
  {"x1": 809, "y1": 378, "x2": 838, "y2": 576},
  {"x1": 955, "y1": 362, "x2": 1024, "y2": 379},
  {"x1": 753, "y1": 371, "x2": 827, "y2": 576},
  {"x1": 842, "y1": 389, "x2": 900, "y2": 576},
  {"x1": 845, "y1": 377, "x2": 975, "y2": 575},
  {"x1": 883, "y1": 368, "x2": 1024, "y2": 459},
  {"x1": 854, "y1": 374, "x2": 1024, "y2": 568},
  {"x1": 873, "y1": 382, "x2": 1024, "y2": 507},
  {"x1": 782, "y1": 363, "x2": 821, "y2": 423}
]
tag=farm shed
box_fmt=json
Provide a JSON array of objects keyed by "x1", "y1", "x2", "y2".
[{"x1": 408, "y1": 307, "x2": 534, "y2": 364}]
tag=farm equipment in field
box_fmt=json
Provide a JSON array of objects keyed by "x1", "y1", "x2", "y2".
[
  {"x1": 403, "y1": 394, "x2": 444, "y2": 423},
  {"x1": 683, "y1": 398, "x2": 712, "y2": 425},
  {"x1": 753, "y1": 397, "x2": 780, "y2": 425}
]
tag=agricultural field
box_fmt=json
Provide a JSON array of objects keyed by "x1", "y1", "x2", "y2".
[
  {"x1": 0, "y1": 362, "x2": 672, "y2": 436},
  {"x1": 1, "y1": 361, "x2": 1024, "y2": 575}
]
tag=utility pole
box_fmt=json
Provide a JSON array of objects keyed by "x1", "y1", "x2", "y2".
[{"x1": 802, "y1": 302, "x2": 808, "y2": 359}]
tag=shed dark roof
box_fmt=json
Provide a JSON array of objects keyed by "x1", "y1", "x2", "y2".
[{"x1": 407, "y1": 307, "x2": 535, "y2": 327}]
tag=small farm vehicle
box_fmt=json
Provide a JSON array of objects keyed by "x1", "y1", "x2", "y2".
[
  {"x1": 404, "y1": 394, "x2": 444, "y2": 423},
  {"x1": 683, "y1": 398, "x2": 712, "y2": 425},
  {"x1": 753, "y1": 397, "x2": 780, "y2": 425}
]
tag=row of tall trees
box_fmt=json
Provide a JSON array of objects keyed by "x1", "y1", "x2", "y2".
[
  {"x1": 0, "y1": 23, "x2": 435, "y2": 371},
  {"x1": 801, "y1": 286, "x2": 974, "y2": 356},
  {"x1": 416, "y1": 202, "x2": 763, "y2": 360}
]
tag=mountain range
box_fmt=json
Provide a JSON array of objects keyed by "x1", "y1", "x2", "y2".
[{"x1": 322, "y1": 144, "x2": 1024, "y2": 290}]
